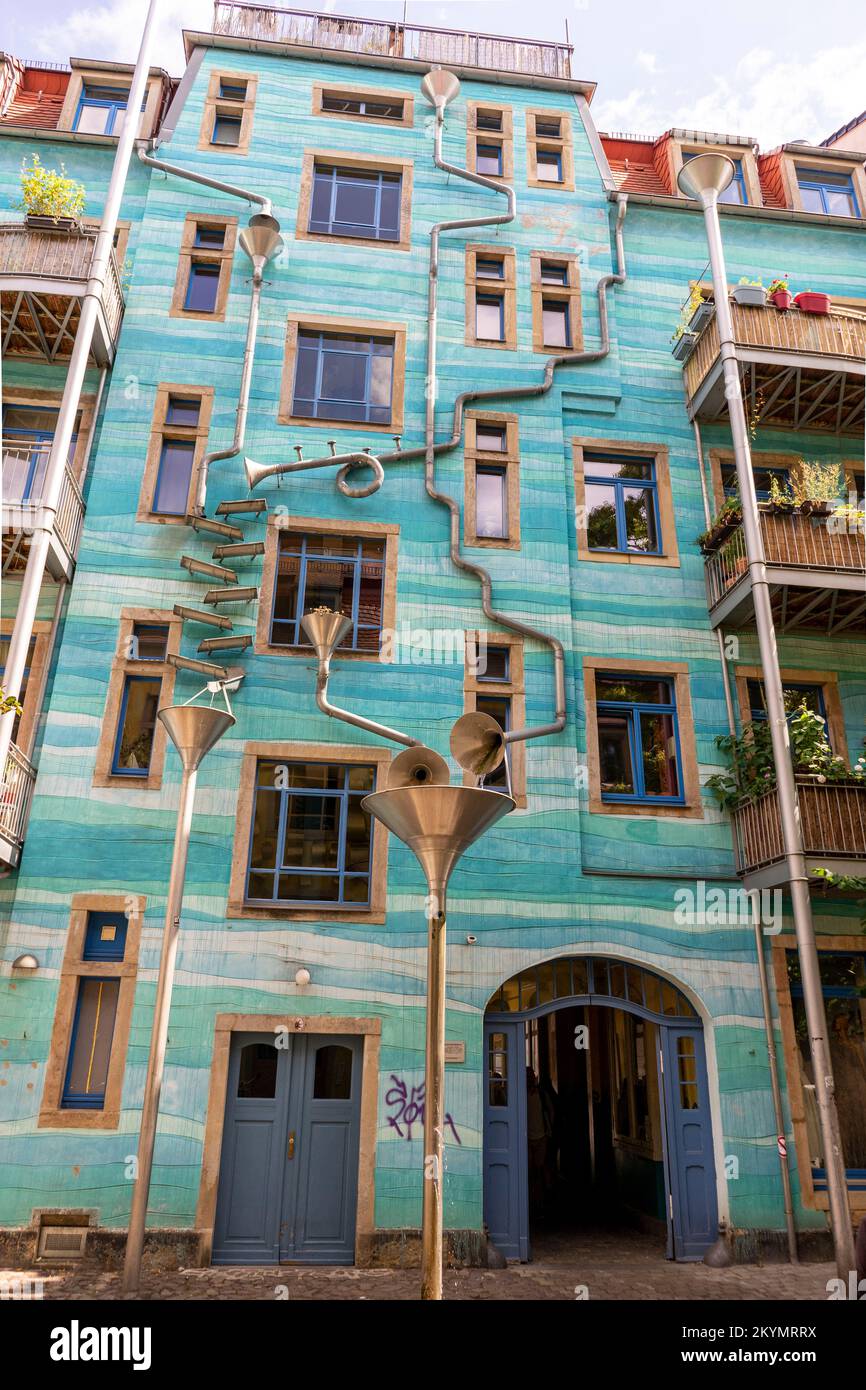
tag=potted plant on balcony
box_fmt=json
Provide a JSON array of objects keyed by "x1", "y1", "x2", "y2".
[
  {"x1": 767, "y1": 276, "x2": 792, "y2": 311},
  {"x1": 773, "y1": 460, "x2": 844, "y2": 517},
  {"x1": 706, "y1": 705, "x2": 864, "y2": 811},
  {"x1": 794, "y1": 289, "x2": 832, "y2": 315},
  {"x1": 15, "y1": 153, "x2": 85, "y2": 231},
  {"x1": 696, "y1": 494, "x2": 743, "y2": 553},
  {"x1": 671, "y1": 285, "x2": 712, "y2": 361},
  {"x1": 732, "y1": 277, "x2": 766, "y2": 308}
]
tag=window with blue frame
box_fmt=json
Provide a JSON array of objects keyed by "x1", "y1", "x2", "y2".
[
  {"x1": 475, "y1": 465, "x2": 508, "y2": 538},
  {"x1": 73, "y1": 85, "x2": 143, "y2": 136},
  {"x1": 246, "y1": 759, "x2": 376, "y2": 906},
  {"x1": 787, "y1": 951, "x2": 866, "y2": 1182},
  {"x1": 192, "y1": 224, "x2": 226, "y2": 249},
  {"x1": 309, "y1": 164, "x2": 401, "y2": 241},
  {"x1": 475, "y1": 257, "x2": 505, "y2": 279},
  {"x1": 475, "y1": 293, "x2": 505, "y2": 341},
  {"x1": 596, "y1": 674, "x2": 684, "y2": 804},
  {"x1": 476, "y1": 644, "x2": 510, "y2": 683},
  {"x1": 152, "y1": 439, "x2": 196, "y2": 515},
  {"x1": 218, "y1": 78, "x2": 248, "y2": 102},
  {"x1": 721, "y1": 460, "x2": 790, "y2": 501},
  {"x1": 184, "y1": 261, "x2": 221, "y2": 312},
  {"x1": 476, "y1": 693, "x2": 511, "y2": 789},
  {"x1": 682, "y1": 149, "x2": 748, "y2": 205},
  {"x1": 271, "y1": 531, "x2": 386, "y2": 653},
  {"x1": 292, "y1": 331, "x2": 395, "y2": 423},
  {"x1": 540, "y1": 260, "x2": 569, "y2": 285},
  {"x1": 111, "y1": 674, "x2": 162, "y2": 775},
  {"x1": 584, "y1": 452, "x2": 661, "y2": 555},
  {"x1": 1, "y1": 404, "x2": 78, "y2": 502},
  {"x1": 796, "y1": 166, "x2": 859, "y2": 217},
  {"x1": 212, "y1": 112, "x2": 242, "y2": 146},
  {"x1": 541, "y1": 298, "x2": 570, "y2": 347},
  {"x1": 746, "y1": 678, "x2": 829, "y2": 739},
  {"x1": 536, "y1": 148, "x2": 563, "y2": 182},
  {"x1": 476, "y1": 142, "x2": 503, "y2": 176},
  {"x1": 61, "y1": 977, "x2": 121, "y2": 1107},
  {"x1": 321, "y1": 91, "x2": 405, "y2": 121},
  {"x1": 164, "y1": 396, "x2": 201, "y2": 428}
]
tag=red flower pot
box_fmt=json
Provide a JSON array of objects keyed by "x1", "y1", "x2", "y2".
[
  {"x1": 794, "y1": 291, "x2": 831, "y2": 314},
  {"x1": 770, "y1": 290, "x2": 793, "y2": 311}
]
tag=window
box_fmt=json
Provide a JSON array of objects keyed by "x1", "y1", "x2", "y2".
[
  {"x1": 464, "y1": 631, "x2": 526, "y2": 804},
  {"x1": 465, "y1": 413, "x2": 520, "y2": 549},
  {"x1": 219, "y1": 79, "x2": 248, "y2": 101},
  {"x1": 595, "y1": 674, "x2": 684, "y2": 804},
  {"x1": 315, "y1": 85, "x2": 411, "y2": 126},
  {"x1": 536, "y1": 149, "x2": 562, "y2": 183},
  {"x1": 475, "y1": 466, "x2": 507, "y2": 539},
  {"x1": 94, "y1": 609, "x2": 180, "y2": 789},
  {"x1": 140, "y1": 384, "x2": 212, "y2": 522},
  {"x1": 476, "y1": 109, "x2": 503, "y2": 132},
  {"x1": 1, "y1": 403, "x2": 78, "y2": 502},
  {"x1": 475, "y1": 422, "x2": 507, "y2": 451},
  {"x1": 747, "y1": 679, "x2": 829, "y2": 736},
  {"x1": 787, "y1": 951, "x2": 866, "y2": 1178},
  {"x1": 476, "y1": 693, "x2": 511, "y2": 789},
  {"x1": 212, "y1": 113, "x2": 242, "y2": 146},
  {"x1": 721, "y1": 459, "x2": 790, "y2": 501},
  {"x1": 541, "y1": 298, "x2": 570, "y2": 347},
  {"x1": 0, "y1": 632, "x2": 37, "y2": 747},
  {"x1": 476, "y1": 257, "x2": 504, "y2": 279},
  {"x1": 130, "y1": 624, "x2": 169, "y2": 662},
  {"x1": 535, "y1": 117, "x2": 561, "y2": 138},
  {"x1": 165, "y1": 396, "x2": 201, "y2": 427},
  {"x1": 683, "y1": 150, "x2": 747, "y2": 205},
  {"x1": 62, "y1": 911, "x2": 130, "y2": 1107},
  {"x1": 475, "y1": 293, "x2": 504, "y2": 342},
  {"x1": 322, "y1": 93, "x2": 402, "y2": 119},
  {"x1": 200, "y1": 71, "x2": 257, "y2": 154},
  {"x1": 74, "y1": 85, "x2": 140, "y2": 136},
  {"x1": 270, "y1": 531, "x2": 386, "y2": 653},
  {"x1": 584, "y1": 453, "x2": 661, "y2": 555},
  {"x1": 292, "y1": 331, "x2": 395, "y2": 424},
  {"x1": 796, "y1": 167, "x2": 859, "y2": 217},
  {"x1": 309, "y1": 164, "x2": 401, "y2": 242},
  {"x1": 477, "y1": 645, "x2": 510, "y2": 683},
  {"x1": 111, "y1": 675, "x2": 162, "y2": 777},
  {"x1": 527, "y1": 110, "x2": 573, "y2": 191},
  {"x1": 152, "y1": 440, "x2": 196, "y2": 516},
  {"x1": 246, "y1": 759, "x2": 376, "y2": 906},
  {"x1": 476, "y1": 142, "x2": 503, "y2": 176},
  {"x1": 171, "y1": 215, "x2": 236, "y2": 321},
  {"x1": 184, "y1": 262, "x2": 221, "y2": 313},
  {"x1": 540, "y1": 260, "x2": 568, "y2": 285}
]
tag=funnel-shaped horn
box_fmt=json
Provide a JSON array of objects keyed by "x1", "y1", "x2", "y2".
[
  {"x1": 300, "y1": 609, "x2": 352, "y2": 662},
  {"x1": 362, "y1": 784, "x2": 514, "y2": 897},
  {"x1": 677, "y1": 153, "x2": 735, "y2": 204},
  {"x1": 238, "y1": 213, "x2": 283, "y2": 266},
  {"x1": 158, "y1": 705, "x2": 235, "y2": 773},
  {"x1": 244, "y1": 455, "x2": 275, "y2": 491},
  {"x1": 387, "y1": 745, "x2": 451, "y2": 790},
  {"x1": 450, "y1": 711, "x2": 504, "y2": 776},
  {"x1": 420, "y1": 68, "x2": 460, "y2": 110}
]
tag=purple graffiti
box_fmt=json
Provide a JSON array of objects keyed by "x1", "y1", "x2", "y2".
[{"x1": 385, "y1": 1075, "x2": 462, "y2": 1144}]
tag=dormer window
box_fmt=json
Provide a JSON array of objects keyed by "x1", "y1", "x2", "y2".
[
  {"x1": 796, "y1": 166, "x2": 859, "y2": 216},
  {"x1": 74, "y1": 85, "x2": 136, "y2": 136},
  {"x1": 682, "y1": 150, "x2": 747, "y2": 205}
]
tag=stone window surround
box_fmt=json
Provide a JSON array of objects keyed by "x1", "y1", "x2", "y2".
[
  {"x1": 708, "y1": 447, "x2": 864, "y2": 513},
  {"x1": 530, "y1": 250, "x2": 583, "y2": 355},
  {"x1": 464, "y1": 243, "x2": 517, "y2": 351},
  {"x1": 463, "y1": 411, "x2": 520, "y2": 551},
  {"x1": 582, "y1": 655, "x2": 703, "y2": 819},
  {"x1": 733, "y1": 665, "x2": 848, "y2": 764},
  {"x1": 466, "y1": 100, "x2": 514, "y2": 182},
  {"x1": 227, "y1": 740, "x2": 393, "y2": 923},
  {"x1": 38, "y1": 892, "x2": 146, "y2": 1131},
  {"x1": 311, "y1": 80, "x2": 414, "y2": 129},
  {"x1": 573, "y1": 437, "x2": 680, "y2": 568},
  {"x1": 771, "y1": 932, "x2": 866, "y2": 1214},
  {"x1": 137, "y1": 382, "x2": 215, "y2": 525},
  {"x1": 525, "y1": 108, "x2": 574, "y2": 192},
  {"x1": 778, "y1": 150, "x2": 866, "y2": 217},
  {"x1": 278, "y1": 312, "x2": 407, "y2": 434},
  {"x1": 463, "y1": 629, "x2": 527, "y2": 808},
  {"x1": 198, "y1": 68, "x2": 259, "y2": 155},
  {"x1": 195, "y1": 1013, "x2": 381, "y2": 1266},
  {"x1": 254, "y1": 513, "x2": 400, "y2": 661},
  {"x1": 169, "y1": 213, "x2": 238, "y2": 323},
  {"x1": 0, "y1": 618, "x2": 52, "y2": 759},
  {"x1": 295, "y1": 148, "x2": 414, "y2": 253},
  {"x1": 666, "y1": 138, "x2": 764, "y2": 207},
  {"x1": 92, "y1": 607, "x2": 182, "y2": 791},
  {"x1": 56, "y1": 64, "x2": 163, "y2": 142}
]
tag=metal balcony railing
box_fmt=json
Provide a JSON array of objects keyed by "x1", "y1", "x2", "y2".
[
  {"x1": 212, "y1": 2, "x2": 573, "y2": 77},
  {"x1": 2, "y1": 444, "x2": 86, "y2": 563},
  {"x1": 0, "y1": 222, "x2": 124, "y2": 346},
  {"x1": 731, "y1": 778, "x2": 866, "y2": 877},
  {"x1": 705, "y1": 508, "x2": 866, "y2": 612},
  {"x1": 685, "y1": 303, "x2": 866, "y2": 401},
  {"x1": 0, "y1": 742, "x2": 37, "y2": 857}
]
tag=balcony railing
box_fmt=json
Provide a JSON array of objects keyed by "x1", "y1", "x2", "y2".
[
  {"x1": 212, "y1": 2, "x2": 573, "y2": 77},
  {"x1": 731, "y1": 778, "x2": 866, "y2": 880},
  {"x1": 0, "y1": 222, "x2": 124, "y2": 359},
  {"x1": 0, "y1": 743, "x2": 37, "y2": 864},
  {"x1": 2, "y1": 444, "x2": 86, "y2": 567}
]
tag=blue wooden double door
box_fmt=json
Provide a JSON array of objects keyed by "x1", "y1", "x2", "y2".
[{"x1": 213, "y1": 1032, "x2": 362, "y2": 1265}]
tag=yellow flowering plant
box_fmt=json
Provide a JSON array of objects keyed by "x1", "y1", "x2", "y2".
[{"x1": 15, "y1": 153, "x2": 85, "y2": 222}]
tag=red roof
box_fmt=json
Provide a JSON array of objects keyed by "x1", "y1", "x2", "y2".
[{"x1": 1, "y1": 63, "x2": 70, "y2": 130}]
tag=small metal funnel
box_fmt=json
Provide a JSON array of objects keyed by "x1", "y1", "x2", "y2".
[
  {"x1": 362, "y1": 783, "x2": 514, "y2": 903},
  {"x1": 300, "y1": 609, "x2": 352, "y2": 661},
  {"x1": 677, "y1": 153, "x2": 735, "y2": 205},
  {"x1": 420, "y1": 68, "x2": 460, "y2": 111},
  {"x1": 157, "y1": 705, "x2": 235, "y2": 773},
  {"x1": 238, "y1": 213, "x2": 283, "y2": 271}
]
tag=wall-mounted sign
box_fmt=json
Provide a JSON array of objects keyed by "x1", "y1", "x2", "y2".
[{"x1": 444, "y1": 1042, "x2": 466, "y2": 1064}]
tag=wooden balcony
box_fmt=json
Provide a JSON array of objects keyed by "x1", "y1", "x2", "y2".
[
  {"x1": 731, "y1": 778, "x2": 866, "y2": 891},
  {"x1": 0, "y1": 222, "x2": 124, "y2": 366},
  {"x1": 683, "y1": 302, "x2": 865, "y2": 435},
  {"x1": 2, "y1": 443, "x2": 86, "y2": 581},
  {"x1": 0, "y1": 742, "x2": 37, "y2": 869},
  {"x1": 704, "y1": 508, "x2": 865, "y2": 634},
  {"x1": 212, "y1": 2, "x2": 573, "y2": 77}
]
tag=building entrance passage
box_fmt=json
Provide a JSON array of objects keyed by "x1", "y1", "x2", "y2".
[
  {"x1": 212, "y1": 1032, "x2": 362, "y2": 1265},
  {"x1": 484, "y1": 958, "x2": 718, "y2": 1262}
]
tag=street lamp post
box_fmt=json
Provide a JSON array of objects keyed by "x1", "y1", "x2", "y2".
[
  {"x1": 677, "y1": 154, "x2": 855, "y2": 1278},
  {"x1": 122, "y1": 700, "x2": 235, "y2": 1294}
]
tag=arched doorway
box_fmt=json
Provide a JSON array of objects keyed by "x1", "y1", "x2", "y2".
[{"x1": 483, "y1": 956, "x2": 718, "y2": 1262}]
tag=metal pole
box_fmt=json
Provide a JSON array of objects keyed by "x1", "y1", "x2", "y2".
[
  {"x1": 752, "y1": 911, "x2": 799, "y2": 1262},
  {"x1": 0, "y1": 0, "x2": 160, "y2": 779},
  {"x1": 694, "y1": 182, "x2": 854, "y2": 1278},
  {"x1": 122, "y1": 762, "x2": 197, "y2": 1293},
  {"x1": 421, "y1": 885, "x2": 447, "y2": 1301}
]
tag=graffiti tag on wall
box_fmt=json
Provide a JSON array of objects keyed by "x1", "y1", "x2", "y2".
[{"x1": 385, "y1": 1075, "x2": 462, "y2": 1144}]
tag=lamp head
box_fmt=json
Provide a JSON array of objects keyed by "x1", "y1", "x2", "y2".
[
  {"x1": 420, "y1": 67, "x2": 460, "y2": 112},
  {"x1": 677, "y1": 153, "x2": 736, "y2": 206}
]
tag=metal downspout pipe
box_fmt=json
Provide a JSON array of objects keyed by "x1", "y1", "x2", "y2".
[
  {"x1": 679, "y1": 155, "x2": 853, "y2": 1277},
  {"x1": 0, "y1": 0, "x2": 160, "y2": 784},
  {"x1": 691, "y1": 415, "x2": 798, "y2": 1263}
]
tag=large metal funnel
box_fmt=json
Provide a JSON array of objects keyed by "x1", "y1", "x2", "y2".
[
  {"x1": 420, "y1": 68, "x2": 460, "y2": 111},
  {"x1": 677, "y1": 153, "x2": 735, "y2": 205},
  {"x1": 300, "y1": 609, "x2": 352, "y2": 661},
  {"x1": 362, "y1": 784, "x2": 514, "y2": 899},
  {"x1": 238, "y1": 212, "x2": 283, "y2": 267},
  {"x1": 158, "y1": 705, "x2": 235, "y2": 773}
]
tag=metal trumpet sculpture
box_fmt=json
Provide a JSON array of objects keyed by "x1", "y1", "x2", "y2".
[{"x1": 300, "y1": 610, "x2": 515, "y2": 1301}]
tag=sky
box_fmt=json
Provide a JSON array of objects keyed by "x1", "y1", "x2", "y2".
[{"x1": 4, "y1": 0, "x2": 865, "y2": 148}]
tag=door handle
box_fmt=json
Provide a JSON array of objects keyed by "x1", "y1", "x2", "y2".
[{"x1": 287, "y1": 1131, "x2": 296, "y2": 1160}]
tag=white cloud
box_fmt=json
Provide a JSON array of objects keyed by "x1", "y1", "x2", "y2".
[
  {"x1": 31, "y1": 0, "x2": 212, "y2": 74},
  {"x1": 594, "y1": 39, "x2": 866, "y2": 148},
  {"x1": 635, "y1": 51, "x2": 658, "y2": 75}
]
